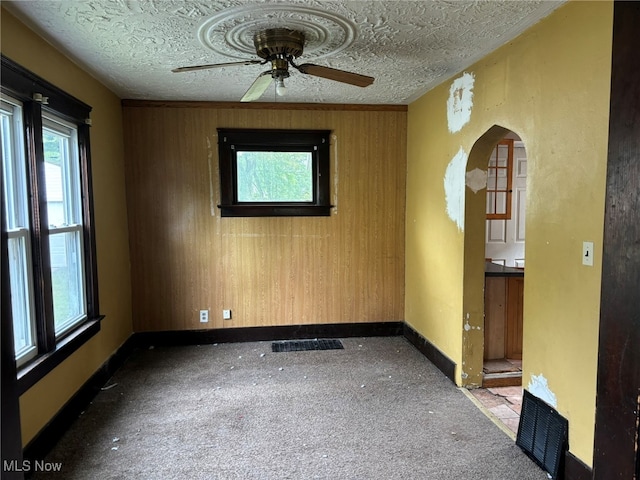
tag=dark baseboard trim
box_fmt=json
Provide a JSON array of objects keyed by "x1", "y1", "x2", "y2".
[
  {"x1": 403, "y1": 323, "x2": 456, "y2": 383},
  {"x1": 20, "y1": 320, "x2": 595, "y2": 480},
  {"x1": 23, "y1": 334, "x2": 137, "y2": 467},
  {"x1": 563, "y1": 450, "x2": 592, "y2": 480},
  {"x1": 134, "y1": 322, "x2": 404, "y2": 347}
]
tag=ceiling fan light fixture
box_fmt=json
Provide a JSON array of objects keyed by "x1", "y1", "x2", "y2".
[{"x1": 275, "y1": 77, "x2": 287, "y2": 96}]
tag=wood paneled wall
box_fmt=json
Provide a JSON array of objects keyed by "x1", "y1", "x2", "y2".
[{"x1": 122, "y1": 102, "x2": 407, "y2": 332}]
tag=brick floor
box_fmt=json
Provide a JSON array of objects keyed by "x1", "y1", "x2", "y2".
[{"x1": 471, "y1": 386, "x2": 523, "y2": 434}]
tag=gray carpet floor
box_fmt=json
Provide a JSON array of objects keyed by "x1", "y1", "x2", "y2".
[{"x1": 33, "y1": 336, "x2": 548, "y2": 479}]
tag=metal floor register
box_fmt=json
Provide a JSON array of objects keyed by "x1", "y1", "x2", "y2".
[{"x1": 272, "y1": 339, "x2": 344, "y2": 353}]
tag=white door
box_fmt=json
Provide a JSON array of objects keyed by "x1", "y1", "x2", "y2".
[{"x1": 485, "y1": 140, "x2": 527, "y2": 267}]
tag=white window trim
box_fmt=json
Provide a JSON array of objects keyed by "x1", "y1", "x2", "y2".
[{"x1": 1, "y1": 95, "x2": 38, "y2": 367}]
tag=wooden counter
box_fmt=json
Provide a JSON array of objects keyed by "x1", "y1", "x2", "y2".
[{"x1": 484, "y1": 262, "x2": 524, "y2": 361}]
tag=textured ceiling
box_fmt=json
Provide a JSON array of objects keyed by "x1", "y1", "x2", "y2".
[{"x1": 4, "y1": 0, "x2": 564, "y2": 105}]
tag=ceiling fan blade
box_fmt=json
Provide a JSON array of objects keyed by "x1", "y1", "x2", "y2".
[
  {"x1": 295, "y1": 64, "x2": 374, "y2": 87},
  {"x1": 172, "y1": 60, "x2": 262, "y2": 73},
  {"x1": 241, "y1": 71, "x2": 273, "y2": 102}
]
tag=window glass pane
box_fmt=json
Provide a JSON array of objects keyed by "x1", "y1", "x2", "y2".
[
  {"x1": 43, "y1": 120, "x2": 81, "y2": 227},
  {"x1": 1, "y1": 99, "x2": 29, "y2": 229},
  {"x1": 8, "y1": 235, "x2": 37, "y2": 362},
  {"x1": 50, "y1": 230, "x2": 86, "y2": 334},
  {"x1": 486, "y1": 173, "x2": 496, "y2": 190},
  {"x1": 236, "y1": 151, "x2": 313, "y2": 202},
  {"x1": 486, "y1": 192, "x2": 495, "y2": 214},
  {"x1": 1, "y1": 96, "x2": 37, "y2": 364},
  {"x1": 1, "y1": 111, "x2": 16, "y2": 226},
  {"x1": 43, "y1": 115, "x2": 86, "y2": 336},
  {"x1": 496, "y1": 192, "x2": 507, "y2": 215},
  {"x1": 497, "y1": 145, "x2": 509, "y2": 167}
]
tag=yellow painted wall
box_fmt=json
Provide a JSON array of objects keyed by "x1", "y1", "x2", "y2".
[
  {"x1": 406, "y1": 0, "x2": 612, "y2": 466},
  {"x1": 1, "y1": 9, "x2": 133, "y2": 446}
]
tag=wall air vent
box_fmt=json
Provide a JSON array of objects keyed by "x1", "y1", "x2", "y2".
[{"x1": 516, "y1": 389, "x2": 568, "y2": 479}]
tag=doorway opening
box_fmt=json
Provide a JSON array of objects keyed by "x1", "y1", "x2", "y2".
[
  {"x1": 483, "y1": 132, "x2": 527, "y2": 387},
  {"x1": 461, "y1": 126, "x2": 527, "y2": 390}
]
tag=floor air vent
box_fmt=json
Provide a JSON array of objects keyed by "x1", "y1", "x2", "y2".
[
  {"x1": 516, "y1": 389, "x2": 568, "y2": 479},
  {"x1": 272, "y1": 339, "x2": 344, "y2": 353}
]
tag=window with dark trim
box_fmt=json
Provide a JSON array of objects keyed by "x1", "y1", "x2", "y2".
[
  {"x1": 217, "y1": 128, "x2": 331, "y2": 217},
  {"x1": 486, "y1": 138, "x2": 514, "y2": 220},
  {"x1": 1, "y1": 56, "x2": 102, "y2": 393}
]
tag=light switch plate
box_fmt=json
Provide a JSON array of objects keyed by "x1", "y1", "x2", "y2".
[{"x1": 583, "y1": 241, "x2": 594, "y2": 266}]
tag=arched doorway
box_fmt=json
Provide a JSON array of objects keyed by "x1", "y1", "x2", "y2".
[
  {"x1": 461, "y1": 125, "x2": 527, "y2": 389},
  {"x1": 482, "y1": 132, "x2": 527, "y2": 387}
]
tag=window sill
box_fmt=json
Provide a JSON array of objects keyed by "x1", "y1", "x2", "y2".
[
  {"x1": 219, "y1": 205, "x2": 332, "y2": 217},
  {"x1": 17, "y1": 316, "x2": 104, "y2": 395}
]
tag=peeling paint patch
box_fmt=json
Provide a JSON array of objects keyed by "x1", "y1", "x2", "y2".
[
  {"x1": 528, "y1": 374, "x2": 558, "y2": 408},
  {"x1": 444, "y1": 147, "x2": 467, "y2": 231},
  {"x1": 464, "y1": 320, "x2": 472, "y2": 331},
  {"x1": 447, "y1": 72, "x2": 475, "y2": 133},
  {"x1": 465, "y1": 168, "x2": 487, "y2": 193}
]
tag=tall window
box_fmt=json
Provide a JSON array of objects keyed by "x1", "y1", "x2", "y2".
[
  {"x1": 1, "y1": 56, "x2": 102, "y2": 390},
  {"x1": 1, "y1": 97, "x2": 37, "y2": 366},
  {"x1": 43, "y1": 115, "x2": 87, "y2": 336}
]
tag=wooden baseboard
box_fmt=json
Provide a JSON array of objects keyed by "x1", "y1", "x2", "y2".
[
  {"x1": 563, "y1": 450, "x2": 592, "y2": 480},
  {"x1": 20, "y1": 319, "x2": 592, "y2": 480},
  {"x1": 403, "y1": 323, "x2": 457, "y2": 383},
  {"x1": 134, "y1": 322, "x2": 404, "y2": 347},
  {"x1": 22, "y1": 335, "x2": 137, "y2": 466}
]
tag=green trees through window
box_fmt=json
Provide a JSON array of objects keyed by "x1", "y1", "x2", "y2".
[{"x1": 236, "y1": 151, "x2": 313, "y2": 202}]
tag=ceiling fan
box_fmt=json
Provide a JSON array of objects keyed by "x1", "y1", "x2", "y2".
[{"x1": 172, "y1": 28, "x2": 374, "y2": 102}]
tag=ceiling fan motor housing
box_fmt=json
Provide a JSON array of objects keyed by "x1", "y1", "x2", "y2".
[{"x1": 253, "y1": 28, "x2": 305, "y2": 60}]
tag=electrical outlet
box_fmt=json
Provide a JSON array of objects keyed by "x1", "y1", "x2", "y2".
[
  {"x1": 223, "y1": 309, "x2": 232, "y2": 320},
  {"x1": 199, "y1": 310, "x2": 209, "y2": 323}
]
